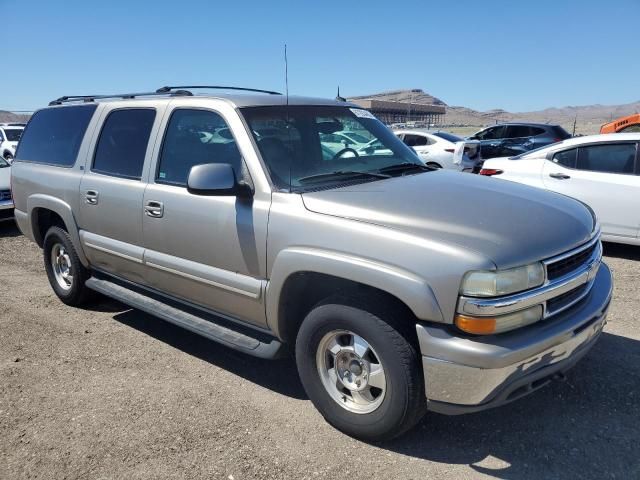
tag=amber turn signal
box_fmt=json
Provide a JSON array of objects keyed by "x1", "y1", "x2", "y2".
[{"x1": 454, "y1": 314, "x2": 497, "y2": 335}]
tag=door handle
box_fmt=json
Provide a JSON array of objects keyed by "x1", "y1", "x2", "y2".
[
  {"x1": 85, "y1": 190, "x2": 99, "y2": 205},
  {"x1": 549, "y1": 173, "x2": 571, "y2": 180},
  {"x1": 144, "y1": 201, "x2": 164, "y2": 218}
]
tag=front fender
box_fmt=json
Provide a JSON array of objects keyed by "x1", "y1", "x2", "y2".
[
  {"x1": 26, "y1": 194, "x2": 89, "y2": 267},
  {"x1": 266, "y1": 247, "x2": 444, "y2": 337}
]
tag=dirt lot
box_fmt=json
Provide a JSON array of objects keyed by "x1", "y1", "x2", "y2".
[{"x1": 0, "y1": 221, "x2": 638, "y2": 480}]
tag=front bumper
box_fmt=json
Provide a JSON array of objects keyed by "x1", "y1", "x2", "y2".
[
  {"x1": 0, "y1": 199, "x2": 14, "y2": 221},
  {"x1": 417, "y1": 262, "x2": 612, "y2": 414}
]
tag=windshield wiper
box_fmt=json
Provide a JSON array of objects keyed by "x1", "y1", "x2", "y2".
[
  {"x1": 298, "y1": 170, "x2": 390, "y2": 184},
  {"x1": 377, "y1": 162, "x2": 433, "y2": 175}
]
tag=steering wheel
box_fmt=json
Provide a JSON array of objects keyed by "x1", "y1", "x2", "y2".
[{"x1": 332, "y1": 147, "x2": 360, "y2": 160}]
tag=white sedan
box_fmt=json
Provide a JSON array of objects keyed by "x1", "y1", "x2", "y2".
[
  {"x1": 480, "y1": 133, "x2": 640, "y2": 246},
  {"x1": 0, "y1": 156, "x2": 14, "y2": 222},
  {"x1": 393, "y1": 129, "x2": 481, "y2": 172}
]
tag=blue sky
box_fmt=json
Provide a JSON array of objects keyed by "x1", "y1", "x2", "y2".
[{"x1": 3, "y1": 0, "x2": 639, "y2": 112}]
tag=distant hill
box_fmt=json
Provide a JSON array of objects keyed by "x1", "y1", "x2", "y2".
[
  {"x1": 0, "y1": 111, "x2": 31, "y2": 123},
  {"x1": 347, "y1": 89, "x2": 640, "y2": 135}
]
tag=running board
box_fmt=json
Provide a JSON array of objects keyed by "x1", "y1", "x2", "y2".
[{"x1": 85, "y1": 277, "x2": 285, "y2": 359}]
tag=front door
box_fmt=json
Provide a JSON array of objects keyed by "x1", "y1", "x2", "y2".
[
  {"x1": 78, "y1": 107, "x2": 159, "y2": 284},
  {"x1": 542, "y1": 142, "x2": 640, "y2": 241},
  {"x1": 141, "y1": 103, "x2": 269, "y2": 327}
]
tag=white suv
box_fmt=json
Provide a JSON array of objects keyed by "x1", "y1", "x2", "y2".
[{"x1": 0, "y1": 123, "x2": 25, "y2": 163}]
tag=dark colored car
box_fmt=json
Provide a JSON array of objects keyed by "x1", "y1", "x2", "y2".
[{"x1": 468, "y1": 123, "x2": 571, "y2": 159}]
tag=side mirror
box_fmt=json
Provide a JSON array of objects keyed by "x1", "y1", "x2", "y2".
[{"x1": 187, "y1": 163, "x2": 253, "y2": 197}]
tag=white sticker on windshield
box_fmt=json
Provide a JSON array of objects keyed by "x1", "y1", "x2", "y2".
[{"x1": 350, "y1": 108, "x2": 376, "y2": 119}]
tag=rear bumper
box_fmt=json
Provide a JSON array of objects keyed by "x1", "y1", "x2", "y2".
[{"x1": 417, "y1": 262, "x2": 612, "y2": 414}]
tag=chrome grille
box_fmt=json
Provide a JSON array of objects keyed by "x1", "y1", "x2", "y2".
[{"x1": 546, "y1": 240, "x2": 598, "y2": 281}]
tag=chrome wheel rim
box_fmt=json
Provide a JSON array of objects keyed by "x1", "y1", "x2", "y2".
[
  {"x1": 316, "y1": 330, "x2": 387, "y2": 414},
  {"x1": 51, "y1": 243, "x2": 73, "y2": 291}
]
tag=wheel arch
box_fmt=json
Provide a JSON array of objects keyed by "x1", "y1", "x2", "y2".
[
  {"x1": 27, "y1": 194, "x2": 89, "y2": 266},
  {"x1": 266, "y1": 247, "x2": 443, "y2": 343}
]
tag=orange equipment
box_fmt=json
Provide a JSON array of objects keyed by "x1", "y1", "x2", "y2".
[{"x1": 600, "y1": 113, "x2": 640, "y2": 133}]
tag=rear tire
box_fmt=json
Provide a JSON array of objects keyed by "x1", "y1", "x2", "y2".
[
  {"x1": 43, "y1": 226, "x2": 93, "y2": 306},
  {"x1": 295, "y1": 295, "x2": 426, "y2": 441}
]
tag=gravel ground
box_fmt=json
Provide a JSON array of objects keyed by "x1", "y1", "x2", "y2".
[{"x1": 0, "y1": 221, "x2": 638, "y2": 480}]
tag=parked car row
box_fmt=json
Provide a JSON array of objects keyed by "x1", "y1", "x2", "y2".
[{"x1": 0, "y1": 123, "x2": 25, "y2": 163}]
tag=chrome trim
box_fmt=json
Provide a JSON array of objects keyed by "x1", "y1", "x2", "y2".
[
  {"x1": 458, "y1": 239, "x2": 602, "y2": 317},
  {"x1": 84, "y1": 242, "x2": 144, "y2": 264},
  {"x1": 145, "y1": 261, "x2": 261, "y2": 299}
]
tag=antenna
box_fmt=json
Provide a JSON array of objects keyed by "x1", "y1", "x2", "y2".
[
  {"x1": 284, "y1": 44, "x2": 289, "y2": 106},
  {"x1": 284, "y1": 44, "x2": 292, "y2": 192},
  {"x1": 336, "y1": 86, "x2": 346, "y2": 102},
  {"x1": 572, "y1": 116, "x2": 577, "y2": 136}
]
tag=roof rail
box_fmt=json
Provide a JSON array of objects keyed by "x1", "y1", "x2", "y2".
[
  {"x1": 48, "y1": 90, "x2": 193, "y2": 106},
  {"x1": 156, "y1": 85, "x2": 282, "y2": 96}
]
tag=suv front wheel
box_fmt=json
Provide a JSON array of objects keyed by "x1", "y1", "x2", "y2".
[
  {"x1": 295, "y1": 295, "x2": 426, "y2": 441},
  {"x1": 43, "y1": 226, "x2": 92, "y2": 306}
]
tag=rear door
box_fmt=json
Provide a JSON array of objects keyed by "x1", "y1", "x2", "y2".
[
  {"x1": 502, "y1": 125, "x2": 534, "y2": 156},
  {"x1": 542, "y1": 142, "x2": 639, "y2": 240},
  {"x1": 78, "y1": 105, "x2": 163, "y2": 284}
]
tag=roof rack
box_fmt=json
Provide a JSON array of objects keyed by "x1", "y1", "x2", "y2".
[
  {"x1": 156, "y1": 85, "x2": 282, "y2": 96},
  {"x1": 48, "y1": 90, "x2": 193, "y2": 106}
]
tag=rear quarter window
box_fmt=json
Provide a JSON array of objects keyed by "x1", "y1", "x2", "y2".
[{"x1": 15, "y1": 105, "x2": 97, "y2": 167}]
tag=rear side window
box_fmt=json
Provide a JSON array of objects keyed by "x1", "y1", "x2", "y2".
[
  {"x1": 402, "y1": 134, "x2": 429, "y2": 147},
  {"x1": 576, "y1": 143, "x2": 636, "y2": 175},
  {"x1": 15, "y1": 105, "x2": 97, "y2": 166},
  {"x1": 157, "y1": 109, "x2": 242, "y2": 186},
  {"x1": 505, "y1": 125, "x2": 531, "y2": 138},
  {"x1": 530, "y1": 127, "x2": 546, "y2": 136},
  {"x1": 553, "y1": 148, "x2": 577, "y2": 168},
  {"x1": 92, "y1": 109, "x2": 156, "y2": 180}
]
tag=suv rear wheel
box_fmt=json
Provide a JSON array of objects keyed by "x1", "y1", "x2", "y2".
[
  {"x1": 295, "y1": 295, "x2": 426, "y2": 441},
  {"x1": 43, "y1": 226, "x2": 92, "y2": 306}
]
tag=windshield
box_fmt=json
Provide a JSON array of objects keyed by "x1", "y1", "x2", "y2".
[
  {"x1": 433, "y1": 132, "x2": 462, "y2": 143},
  {"x1": 4, "y1": 128, "x2": 23, "y2": 142},
  {"x1": 241, "y1": 106, "x2": 424, "y2": 191}
]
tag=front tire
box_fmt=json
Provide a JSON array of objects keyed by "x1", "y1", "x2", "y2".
[
  {"x1": 295, "y1": 295, "x2": 426, "y2": 441},
  {"x1": 43, "y1": 226, "x2": 92, "y2": 306}
]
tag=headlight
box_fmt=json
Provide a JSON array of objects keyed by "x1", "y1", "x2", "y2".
[
  {"x1": 461, "y1": 263, "x2": 545, "y2": 297},
  {"x1": 455, "y1": 305, "x2": 543, "y2": 335}
]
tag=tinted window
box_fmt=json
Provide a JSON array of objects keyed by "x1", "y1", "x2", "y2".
[
  {"x1": 92, "y1": 109, "x2": 155, "y2": 179},
  {"x1": 403, "y1": 134, "x2": 428, "y2": 147},
  {"x1": 506, "y1": 125, "x2": 531, "y2": 138},
  {"x1": 553, "y1": 148, "x2": 577, "y2": 168},
  {"x1": 552, "y1": 126, "x2": 571, "y2": 139},
  {"x1": 433, "y1": 132, "x2": 462, "y2": 143},
  {"x1": 157, "y1": 109, "x2": 242, "y2": 186},
  {"x1": 16, "y1": 105, "x2": 97, "y2": 166},
  {"x1": 576, "y1": 143, "x2": 636, "y2": 174},
  {"x1": 4, "y1": 128, "x2": 23, "y2": 141},
  {"x1": 620, "y1": 124, "x2": 640, "y2": 133},
  {"x1": 477, "y1": 126, "x2": 505, "y2": 140}
]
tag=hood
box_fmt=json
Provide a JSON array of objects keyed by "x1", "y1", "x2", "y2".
[
  {"x1": 0, "y1": 165, "x2": 11, "y2": 189},
  {"x1": 301, "y1": 171, "x2": 595, "y2": 269}
]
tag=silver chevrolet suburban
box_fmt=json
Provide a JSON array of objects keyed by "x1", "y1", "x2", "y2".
[{"x1": 11, "y1": 86, "x2": 612, "y2": 441}]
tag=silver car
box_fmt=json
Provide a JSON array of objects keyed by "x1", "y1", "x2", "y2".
[{"x1": 11, "y1": 87, "x2": 612, "y2": 441}]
